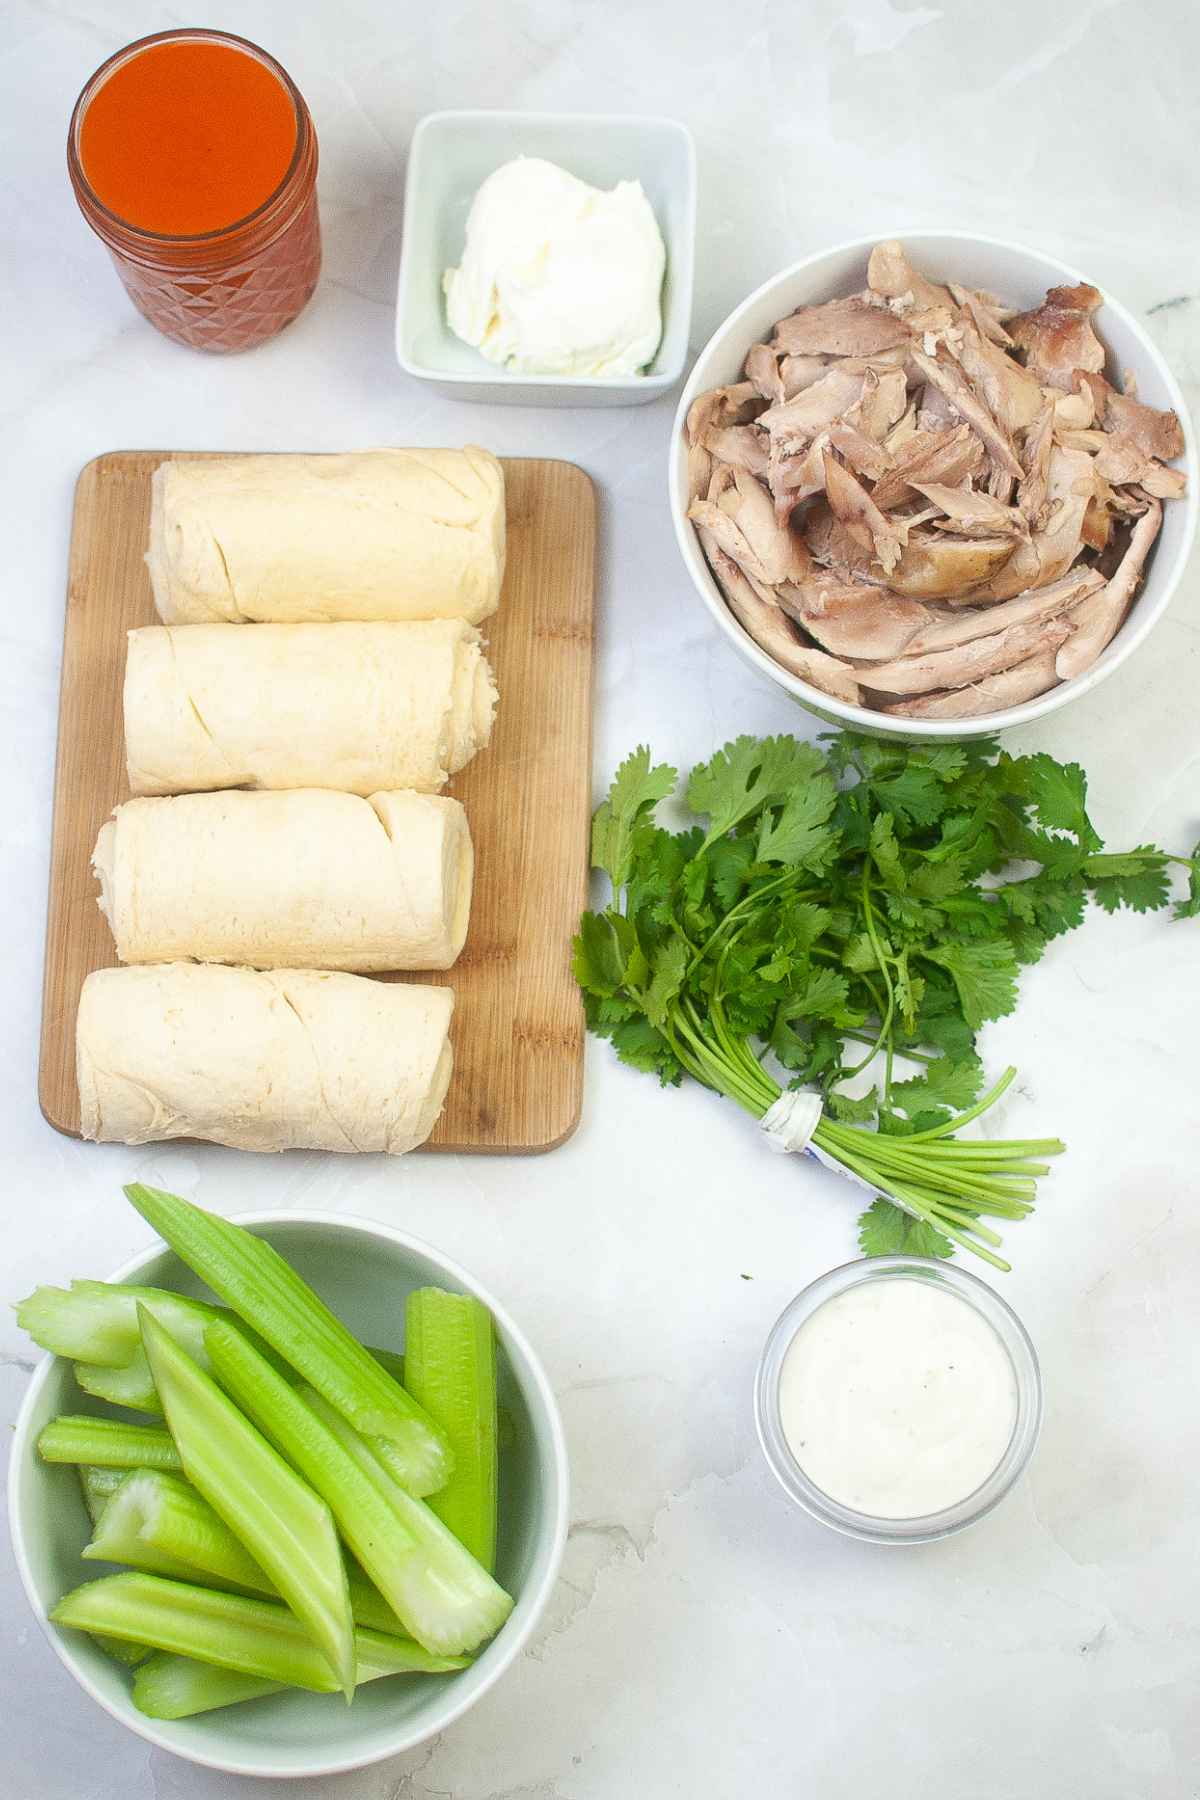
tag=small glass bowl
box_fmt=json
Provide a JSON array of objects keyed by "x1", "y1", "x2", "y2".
[{"x1": 754, "y1": 1255, "x2": 1042, "y2": 1545}]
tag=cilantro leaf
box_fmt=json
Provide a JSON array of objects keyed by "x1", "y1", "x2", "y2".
[
  {"x1": 908, "y1": 854, "x2": 968, "y2": 901},
  {"x1": 858, "y1": 1199, "x2": 953, "y2": 1260},
  {"x1": 1085, "y1": 848, "x2": 1172, "y2": 914},
  {"x1": 784, "y1": 902, "x2": 833, "y2": 950},
  {"x1": 1018, "y1": 753, "x2": 1102, "y2": 852},
  {"x1": 890, "y1": 1054, "x2": 984, "y2": 1115},
  {"x1": 869, "y1": 766, "x2": 946, "y2": 828},
  {"x1": 1176, "y1": 842, "x2": 1200, "y2": 920},
  {"x1": 920, "y1": 940, "x2": 1019, "y2": 1029},
  {"x1": 827, "y1": 1089, "x2": 878, "y2": 1124},
  {"x1": 868, "y1": 812, "x2": 906, "y2": 891},
  {"x1": 573, "y1": 912, "x2": 628, "y2": 997},
  {"x1": 688, "y1": 736, "x2": 827, "y2": 846},
  {"x1": 755, "y1": 775, "x2": 838, "y2": 868},
  {"x1": 591, "y1": 749, "x2": 677, "y2": 891},
  {"x1": 644, "y1": 938, "x2": 688, "y2": 1029},
  {"x1": 780, "y1": 967, "x2": 853, "y2": 1022},
  {"x1": 610, "y1": 1016, "x2": 680, "y2": 1083},
  {"x1": 578, "y1": 728, "x2": 1197, "y2": 1275}
]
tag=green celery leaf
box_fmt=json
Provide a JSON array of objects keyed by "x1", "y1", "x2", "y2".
[
  {"x1": 591, "y1": 749, "x2": 678, "y2": 890},
  {"x1": 858, "y1": 1199, "x2": 953, "y2": 1260},
  {"x1": 921, "y1": 940, "x2": 1019, "y2": 1029}
]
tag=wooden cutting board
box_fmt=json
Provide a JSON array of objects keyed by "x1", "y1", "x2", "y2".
[{"x1": 39, "y1": 452, "x2": 595, "y2": 1154}]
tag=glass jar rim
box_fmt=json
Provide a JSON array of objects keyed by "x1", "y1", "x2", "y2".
[
  {"x1": 754, "y1": 1254, "x2": 1043, "y2": 1544},
  {"x1": 67, "y1": 27, "x2": 308, "y2": 247}
]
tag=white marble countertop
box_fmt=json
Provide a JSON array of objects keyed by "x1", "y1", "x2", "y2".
[{"x1": 4, "y1": 2, "x2": 1200, "y2": 1795}]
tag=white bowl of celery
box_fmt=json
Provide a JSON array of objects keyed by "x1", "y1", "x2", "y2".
[{"x1": 8, "y1": 1190, "x2": 568, "y2": 1779}]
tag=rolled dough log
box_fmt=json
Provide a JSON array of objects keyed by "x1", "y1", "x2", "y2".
[
  {"x1": 77, "y1": 964, "x2": 454, "y2": 1153},
  {"x1": 124, "y1": 620, "x2": 497, "y2": 797},
  {"x1": 93, "y1": 790, "x2": 473, "y2": 972},
  {"x1": 146, "y1": 448, "x2": 505, "y2": 626}
]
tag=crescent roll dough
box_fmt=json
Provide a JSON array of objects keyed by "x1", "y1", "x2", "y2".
[
  {"x1": 93, "y1": 790, "x2": 473, "y2": 973},
  {"x1": 146, "y1": 448, "x2": 505, "y2": 626},
  {"x1": 124, "y1": 620, "x2": 498, "y2": 797},
  {"x1": 77, "y1": 964, "x2": 454, "y2": 1153}
]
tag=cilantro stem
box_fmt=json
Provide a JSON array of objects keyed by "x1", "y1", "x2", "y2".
[
  {"x1": 898, "y1": 1067, "x2": 1019, "y2": 1141},
  {"x1": 689, "y1": 875, "x2": 820, "y2": 975},
  {"x1": 842, "y1": 1030, "x2": 940, "y2": 1062},
  {"x1": 841, "y1": 867, "x2": 896, "y2": 1083}
]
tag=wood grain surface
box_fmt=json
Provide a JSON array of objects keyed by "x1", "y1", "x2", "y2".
[{"x1": 39, "y1": 452, "x2": 595, "y2": 1154}]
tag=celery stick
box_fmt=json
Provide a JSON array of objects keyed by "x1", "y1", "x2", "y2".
[
  {"x1": 79, "y1": 1464, "x2": 128, "y2": 1525},
  {"x1": 123, "y1": 1186, "x2": 450, "y2": 1495},
  {"x1": 404, "y1": 1288, "x2": 499, "y2": 1571},
  {"x1": 80, "y1": 1465, "x2": 408, "y2": 1633},
  {"x1": 370, "y1": 1347, "x2": 406, "y2": 1386},
  {"x1": 345, "y1": 1568, "x2": 406, "y2": 1636},
  {"x1": 38, "y1": 1416, "x2": 181, "y2": 1471},
  {"x1": 206, "y1": 1319, "x2": 511, "y2": 1655},
  {"x1": 76, "y1": 1339, "x2": 402, "y2": 1417},
  {"x1": 95, "y1": 1635, "x2": 151, "y2": 1667},
  {"x1": 305, "y1": 1383, "x2": 514, "y2": 1654},
  {"x1": 132, "y1": 1633, "x2": 464, "y2": 1720},
  {"x1": 74, "y1": 1471, "x2": 155, "y2": 1664},
  {"x1": 52, "y1": 1574, "x2": 460, "y2": 1694},
  {"x1": 83, "y1": 1470, "x2": 268, "y2": 1589},
  {"x1": 18, "y1": 1279, "x2": 401, "y2": 1417},
  {"x1": 135, "y1": 1657, "x2": 284, "y2": 1717},
  {"x1": 74, "y1": 1359, "x2": 162, "y2": 1413},
  {"x1": 138, "y1": 1307, "x2": 356, "y2": 1699}
]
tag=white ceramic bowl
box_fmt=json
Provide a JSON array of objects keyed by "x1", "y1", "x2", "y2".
[
  {"x1": 8, "y1": 1211, "x2": 569, "y2": 1780},
  {"x1": 670, "y1": 229, "x2": 1197, "y2": 739},
  {"x1": 397, "y1": 109, "x2": 695, "y2": 406}
]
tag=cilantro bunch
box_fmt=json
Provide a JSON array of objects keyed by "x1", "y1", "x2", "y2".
[{"x1": 575, "y1": 733, "x2": 1199, "y2": 1270}]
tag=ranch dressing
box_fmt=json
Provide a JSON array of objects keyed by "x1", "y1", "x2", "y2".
[{"x1": 778, "y1": 1277, "x2": 1018, "y2": 1519}]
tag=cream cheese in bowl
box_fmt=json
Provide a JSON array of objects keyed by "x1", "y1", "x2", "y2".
[
  {"x1": 443, "y1": 156, "x2": 665, "y2": 377},
  {"x1": 756, "y1": 1257, "x2": 1041, "y2": 1542}
]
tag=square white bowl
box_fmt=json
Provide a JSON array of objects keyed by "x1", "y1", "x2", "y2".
[{"x1": 396, "y1": 110, "x2": 695, "y2": 406}]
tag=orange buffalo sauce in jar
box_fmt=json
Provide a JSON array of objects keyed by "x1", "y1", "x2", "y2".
[{"x1": 68, "y1": 30, "x2": 321, "y2": 352}]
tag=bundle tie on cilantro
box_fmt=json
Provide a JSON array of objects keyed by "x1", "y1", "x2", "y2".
[
  {"x1": 575, "y1": 731, "x2": 1199, "y2": 1272},
  {"x1": 761, "y1": 1091, "x2": 823, "y2": 1155}
]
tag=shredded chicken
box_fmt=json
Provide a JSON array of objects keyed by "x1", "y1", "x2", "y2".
[
  {"x1": 777, "y1": 578, "x2": 928, "y2": 660},
  {"x1": 862, "y1": 614, "x2": 1074, "y2": 696},
  {"x1": 1055, "y1": 499, "x2": 1162, "y2": 680},
  {"x1": 772, "y1": 297, "x2": 910, "y2": 358},
  {"x1": 881, "y1": 649, "x2": 1063, "y2": 719},
  {"x1": 1008, "y1": 284, "x2": 1104, "y2": 390},
  {"x1": 685, "y1": 242, "x2": 1187, "y2": 717}
]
